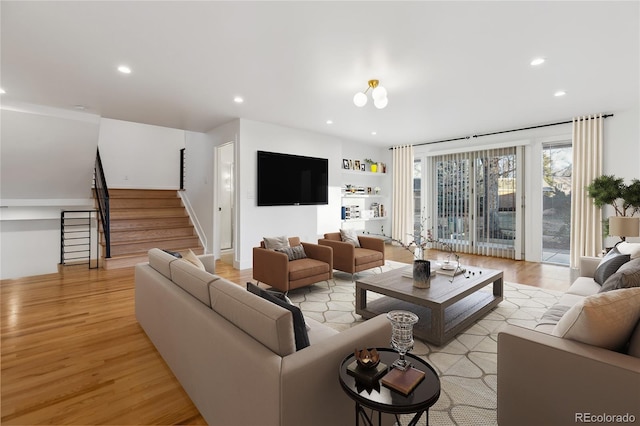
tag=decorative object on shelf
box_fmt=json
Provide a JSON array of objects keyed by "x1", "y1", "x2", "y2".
[
  {"x1": 412, "y1": 259, "x2": 431, "y2": 288},
  {"x1": 353, "y1": 79, "x2": 388, "y2": 109},
  {"x1": 586, "y1": 175, "x2": 640, "y2": 243},
  {"x1": 387, "y1": 310, "x2": 418, "y2": 371},
  {"x1": 364, "y1": 158, "x2": 377, "y2": 172},
  {"x1": 374, "y1": 186, "x2": 381, "y2": 194},
  {"x1": 354, "y1": 348, "x2": 380, "y2": 369}
]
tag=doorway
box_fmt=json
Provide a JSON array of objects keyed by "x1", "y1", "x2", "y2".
[
  {"x1": 541, "y1": 143, "x2": 572, "y2": 265},
  {"x1": 216, "y1": 142, "x2": 235, "y2": 263}
]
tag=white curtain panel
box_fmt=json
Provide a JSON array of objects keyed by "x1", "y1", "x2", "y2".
[
  {"x1": 570, "y1": 114, "x2": 603, "y2": 268},
  {"x1": 392, "y1": 145, "x2": 414, "y2": 245}
]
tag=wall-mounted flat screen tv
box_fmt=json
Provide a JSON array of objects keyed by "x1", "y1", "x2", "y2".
[{"x1": 257, "y1": 150, "x2": 328, "y2": 206}]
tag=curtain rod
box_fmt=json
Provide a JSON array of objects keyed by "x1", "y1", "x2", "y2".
[{"x1": 389, "y1": 113, "x2": 614, "y2": 150}]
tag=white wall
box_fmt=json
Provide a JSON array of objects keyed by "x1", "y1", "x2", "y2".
[
  {"x1": 1, "y1": 103, "x2": 100, "y2": 203},
  {"x1": 1, "y1": 220, "x2": 62, "y2": 279},
  {"x1": 236, "y1": 119, "x2": 343, "y2": 270},
  {"x1": 183, "y1": 131, "x2": 215, "y2": 253},
  {"x1": 97, "y1": 118, "x2": 185, "y2": 189}
]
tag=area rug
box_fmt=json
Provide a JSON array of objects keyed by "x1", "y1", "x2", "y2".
[{"x1": 284, "y1": 261, "x2": 563, "y2": 426}]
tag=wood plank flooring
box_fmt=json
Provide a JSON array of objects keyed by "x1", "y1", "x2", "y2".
[{"x1": 1, "y1": 246, "x2": 571, "y2": 425}]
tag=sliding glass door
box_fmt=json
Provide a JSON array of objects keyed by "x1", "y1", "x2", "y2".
[
  {"x1": 542, "y1": 143, "x2": 572, "y2": 265},
  {"x1": 433, "y1": 147, "x2": 519, "y2": 259}
]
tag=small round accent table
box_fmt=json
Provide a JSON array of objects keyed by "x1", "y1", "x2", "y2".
[{"x1": 338, "y1": 348, "x2": 441, "y2": 426}]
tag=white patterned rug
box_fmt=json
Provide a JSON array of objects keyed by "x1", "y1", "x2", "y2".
[{"x1": 285, "y1": 261, "x2": 563, "y2": 426}]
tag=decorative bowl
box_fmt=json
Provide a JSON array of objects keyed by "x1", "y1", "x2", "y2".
[{"x1": 354, "y1": 348, "x2": 380, "y2": 369}]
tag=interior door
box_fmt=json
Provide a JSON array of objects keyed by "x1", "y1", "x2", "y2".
[{"x1": 217, "y1": 142, "x2": 234, "y2": 251}]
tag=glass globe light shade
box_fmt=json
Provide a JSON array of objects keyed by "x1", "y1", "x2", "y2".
[
  {"x1": 353, "y1": 92, "x2": 368, "y2": 107},
  {"x1": 372, "y1": 85, "x2": 387, "y2": 101},
  {"x1": 374, "y1": 96, "x2": 388, "y2": 109}
]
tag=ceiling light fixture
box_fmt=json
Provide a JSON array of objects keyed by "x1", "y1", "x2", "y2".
[
  {"x1": 530, "y1": 57, "x2": 545, "y2": 66},
  {"x1": 233, "y1": 96, "x2": 244, "y2": 103},
  {"x1": 353, "y1": 79, "x2": 388, "y2": 109},
  {"x1": 554, "y1": 90, "x2": 567, "y2": 97},
  {"x1": 326, "y1": 120, "x2": 333, "y2": 125},
  {"x1": 117, "y1": 65, "x2": 132, "y2": 74},
  {"x1": 0, "y1": 88, "x2": 5, "y2": 94}
]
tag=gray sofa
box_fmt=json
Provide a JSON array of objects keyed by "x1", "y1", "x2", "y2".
[
  {"x1": 498, "y1": 255, "x2": 640, "y2": 426},
  {"x1": 135, "y1": 248, "x2": 393, "y2": 426}
]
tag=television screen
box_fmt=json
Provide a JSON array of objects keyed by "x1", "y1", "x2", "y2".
[{"x1": 257, "y1": 151, "x2": 328, "y2": 206}]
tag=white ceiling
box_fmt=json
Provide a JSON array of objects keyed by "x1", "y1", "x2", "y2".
[{"x1": 1, "y1": 1, "x2": 638, "y2": 147}]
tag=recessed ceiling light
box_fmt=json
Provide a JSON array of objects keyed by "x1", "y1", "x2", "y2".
[
  {"x1": 371, "y1": 131, "x2": 377, "y2": 136},
  {"x1": 326, "y1": 120, "x2": 333, "y2": 125},
  {"x1": 0, "y1": 88, "x2": 5, "y2": 94},
  {"x1": 554, "y1": 90, "x2": 567, "y2": 97},
  {"x1": 74, "y1": 105, "x2": 86, "y2": 110},
  {"x1": 233, "y1": 96, "x2": 244, "y2": 104},
  {"x1": 530, "y1": 57, "x2": 545, "y2": 66},
  {"x1": 117, "y1": 65, "x2": 132, "y2": 74}
]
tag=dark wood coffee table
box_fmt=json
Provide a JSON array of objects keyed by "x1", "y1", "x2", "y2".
[
  {"x1": 339, "y1": 348, "x2": 440, "y2": 426},
  {"x1": 356, "y1": 264, "x2": 503, "y2": 345}
]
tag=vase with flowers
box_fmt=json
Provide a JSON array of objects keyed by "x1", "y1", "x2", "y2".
[{"x1": 369, "y1": 210, "x2": 460, "y2": 286}]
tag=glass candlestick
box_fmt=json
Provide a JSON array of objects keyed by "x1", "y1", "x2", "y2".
[{"x1": 387, "y1": 310, "x2": 419, "y2": 371}]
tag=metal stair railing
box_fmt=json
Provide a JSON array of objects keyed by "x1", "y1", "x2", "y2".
[
  {"x1": 60, "y1": 210, "x2": 98, "y2": 269},
  {"x1": 94, "y1": 148, "x2": 111, "y2": 258}
]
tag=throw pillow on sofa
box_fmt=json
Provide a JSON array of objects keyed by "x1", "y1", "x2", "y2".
[
  {"x1": 593, "y1": 247, "x2": 631, "y2": 285},
  {"x1": 276, "y1": 245, "x2": 307, "y2": 261},
  {"x1": 263, "y1": 235, "x2": 290, "y2": 250},
  {"x1": 340, "y1": 229, "x2": 361, "y2": 247},
  {"x1": 552, "y1": 287, "x2": 640, "y2": 351},
  {"x1": 161, "y1": 249, "x2": 182, "y2": 258},
  {"x1": 181, "y1": 249, "x2": 206, "y2": 270},
  {"x1": 246, "y1": 282, "x2": 310, "y2": 351},
  {"x1": 617, "y1": 241, "x2": 640, "y2": 259},
  {"x1": 599, "y1": 258, "x2": 640, "y2": 293}
]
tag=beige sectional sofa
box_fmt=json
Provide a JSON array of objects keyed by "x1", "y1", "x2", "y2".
[
  {"x1": 498, "y1": 252, "x2": 640, "y2": 426},
  {"x1": 135, "y1": 248, "x2": 393, "y2": 426}
]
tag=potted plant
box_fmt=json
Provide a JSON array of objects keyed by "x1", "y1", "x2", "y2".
[
  {"x1": 586, "y1": 175, "x2": 640, "y2": 241},
  {"x1": 364, "y1": 158, "x2": 377, "y2": 173}
]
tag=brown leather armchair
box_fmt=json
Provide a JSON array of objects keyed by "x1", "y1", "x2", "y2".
[
  {"x1": 252, "y1": 237, "x2": 333, "y2": 293},
  {"x1": 318, "y1": 232, "x2": 385, "y2": 280}
]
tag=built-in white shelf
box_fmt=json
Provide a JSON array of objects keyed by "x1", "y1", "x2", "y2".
[
  {"x1": 341, "y1": 217, "x2": 387, "y2": 223},
  {"x1": 342, "y1": 170, "x2": 386, "y2": 177},
  {"x1": 342, "y1": 194, "x2": 383, "y2": 198}
]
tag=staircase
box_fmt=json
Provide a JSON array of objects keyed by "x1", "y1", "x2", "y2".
[{"x1": 99, "y1": 189, "x2": 203, "y2": 269}]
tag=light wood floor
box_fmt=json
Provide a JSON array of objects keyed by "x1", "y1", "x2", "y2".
[{"x1": 1, "y1": 246, "x2": 570, "y2": 425}]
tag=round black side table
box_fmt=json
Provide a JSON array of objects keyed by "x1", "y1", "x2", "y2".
[{"x1": 338, "y1": 348, "x2": 441, "y2": 426}]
